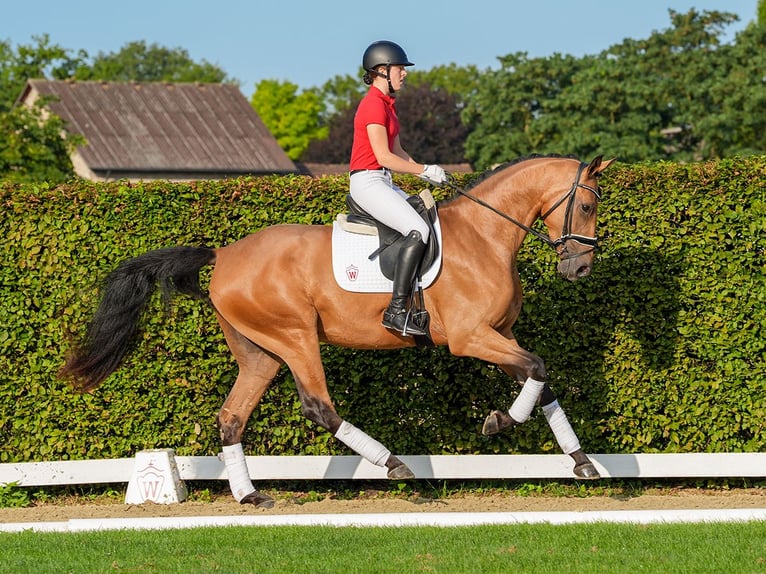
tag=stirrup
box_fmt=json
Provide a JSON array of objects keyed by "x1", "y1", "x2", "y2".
[{"x1": 382, "y1": 309, "x2": 427, "y2": 337}]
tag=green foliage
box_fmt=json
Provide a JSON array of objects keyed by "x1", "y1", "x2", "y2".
[
  {"x1": 464, "y1": 9, "x2": 759, "y2": 169},
  {"x1": 0, "y1": 100, "x2": 83, "y2": 183},
  {"x1": 0, "y1": 35, "x2": 86, "y2": 183},
  {"x1": 251, "y1": 80, "x2": 329, "y2": 160},
  {"x1": 70, "y1": 40, "x2": 230, "y2": 83},
  {"x1": 0, "y1": 482, "x2": 30, "y2": 507},
  {"x1": 0, "y1": 34, "x2": 84, "y2": 113},
  {"x1": 407, "y1": 64, "x2": 484, "y2": 103},
  {"x1": 4, "y1": 11, "x2": 765, "y2": 182},
  {"x1": 0, "y1": 157, "x2": 763, "y2": 463},
  {"x1": 697, "y1": 23, "x2": 766, "y2": 157},
  {"x1": 317, "y1": 73, "x2": 366, "y2": 117},
  {"x1": 298, "y1": 93, "x2": 357, "y2": 163},
  {"x1": 301, "y1": 81, "x2": 469, "y2": 164},
  {"x1": 462, "y1": 52, "x2": 590, "y2": 168}
]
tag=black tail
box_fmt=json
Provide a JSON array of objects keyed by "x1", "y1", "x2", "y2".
[{"x1": 60, "y1": 246, "x2": 216, "y2": 392}]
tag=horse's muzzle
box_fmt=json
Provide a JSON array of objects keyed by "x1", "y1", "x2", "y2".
[{"x1": 557, "y1": 255, "x2": 593, "y2": 281}]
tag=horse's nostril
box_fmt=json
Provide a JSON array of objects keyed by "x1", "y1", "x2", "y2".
[{"x1": 577, "y1": 265, "x2": 592, "y2": 278}]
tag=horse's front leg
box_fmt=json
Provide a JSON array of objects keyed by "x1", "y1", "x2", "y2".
[
  {"x1": 537, "y1": 382, "x2": 599, "y2": 479},
  {"x1": 482, "y1": 371, "x2": 600, "y2": 480},
  {"x1": 450, "y1": 329, "x2": 600, "y2": 480}
]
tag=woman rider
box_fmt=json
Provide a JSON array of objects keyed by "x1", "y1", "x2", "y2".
[{"x1": 349, "y1": 40, "x2": 449, "y2": 337}]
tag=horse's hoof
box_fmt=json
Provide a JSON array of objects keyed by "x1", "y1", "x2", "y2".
[
  {"x1": 482, "y1": 410, "x2": 514, "y2": 435},
  {"x1": 573, "y1": 462, "x2": 601, "y2": 480},
  {"x1": 387, "y1": 463, "x2": 415, "y2": 480},
  {"x1": 240, "y1": 490, "x2": 275, "y2": 508}
]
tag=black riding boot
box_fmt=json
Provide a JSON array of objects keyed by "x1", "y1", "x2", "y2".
[{"x1": 382, "y1": 230, "x2": 428, "y2": 336}]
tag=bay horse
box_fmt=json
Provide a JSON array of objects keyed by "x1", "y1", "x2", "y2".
[{"x1": 60, "y1": 154, "x2": 615, "y2": 508}]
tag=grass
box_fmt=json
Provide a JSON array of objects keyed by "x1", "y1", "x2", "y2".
[
  {"x1": 3, "y1": 521, "x2": 766, "y2": 573},
  {"x1": 2, "y1": 480, "x2": 764, "y2": 573}
]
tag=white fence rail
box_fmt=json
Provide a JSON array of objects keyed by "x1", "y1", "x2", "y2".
[{"x1": 2, "y1": 453, "x2": 765, "y2": 487}]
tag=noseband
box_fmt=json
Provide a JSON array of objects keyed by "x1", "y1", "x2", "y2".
[
  {"x1": 540, "y1": 162, "x2": 601, "y2": 259},
  {"x1": 448, "y1": 162, "x2": 601, "y2": 260}
]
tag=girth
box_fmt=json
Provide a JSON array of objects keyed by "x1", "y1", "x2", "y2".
[{"x1": 344, "y1": 192, "x2": 440, "y2": 281}]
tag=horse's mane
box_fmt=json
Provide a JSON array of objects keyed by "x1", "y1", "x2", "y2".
[{"x1": 439, "y1": 153, "x2": 579, "y2": 206}]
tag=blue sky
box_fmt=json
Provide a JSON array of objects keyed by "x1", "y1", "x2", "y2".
[{"x1": 3, "y1": 1, "x2": 757, "y2": 98}]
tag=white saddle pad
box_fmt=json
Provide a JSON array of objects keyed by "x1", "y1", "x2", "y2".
[{"x1": 331, "y1": 217, "x2": 442, "y2": 293}]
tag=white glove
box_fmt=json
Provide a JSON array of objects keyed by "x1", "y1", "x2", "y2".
[{"x1": 419, "y1": 164, "x2": 449, "y2": 186}]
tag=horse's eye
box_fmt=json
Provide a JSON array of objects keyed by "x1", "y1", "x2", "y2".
[{"x1": 581, "y1": 203, "x2": 594, "y2": 214}]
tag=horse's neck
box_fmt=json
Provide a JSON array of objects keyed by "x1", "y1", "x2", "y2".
[{"x1": 439, "y1": 183, "x2": 535, "y2": 261}]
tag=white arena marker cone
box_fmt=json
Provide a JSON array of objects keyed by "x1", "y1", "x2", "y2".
[{"x1": 124, "y1": 448, "x2": 188, "y2": 504}]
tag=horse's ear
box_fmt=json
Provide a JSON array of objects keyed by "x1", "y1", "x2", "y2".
[{"x1": 587, "y1": 155, "x2": 617, "y2": 177}]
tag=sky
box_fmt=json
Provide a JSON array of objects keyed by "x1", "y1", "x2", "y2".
[{"x1": 3, "y1": 0, "x2": 758, "y2": 98}]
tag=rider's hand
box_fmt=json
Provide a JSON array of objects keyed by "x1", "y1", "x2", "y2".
[{"x1": 419, "y1": 164, "x2": 449, "y2": 186}]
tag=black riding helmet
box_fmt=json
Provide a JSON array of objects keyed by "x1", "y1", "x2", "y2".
[{"x1": 362, "y1": 40, "x2": 414, "y2": 94}]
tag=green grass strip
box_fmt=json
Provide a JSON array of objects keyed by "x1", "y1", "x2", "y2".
[{"x1": 3, "y1": 521, "x2": 766, "y2": 574}]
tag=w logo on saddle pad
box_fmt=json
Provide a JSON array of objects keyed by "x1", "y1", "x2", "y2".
[{"x1": 331, "y1": 190, "x2": 443, "y2": 293}]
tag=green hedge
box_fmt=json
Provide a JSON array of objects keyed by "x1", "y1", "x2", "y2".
[{"x1": 1, "y1": 158, "x2": 763, "y2": 463}]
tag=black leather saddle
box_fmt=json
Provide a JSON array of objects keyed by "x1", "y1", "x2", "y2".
[{"x1": 343, "y1": 192, "x2": 440, "y2": 281}]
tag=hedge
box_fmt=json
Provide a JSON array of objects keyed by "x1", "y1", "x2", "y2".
[{"x1": 0, "y1": 158, "x2": 763, "y2": 463}]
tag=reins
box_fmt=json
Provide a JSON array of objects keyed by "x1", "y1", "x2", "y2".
[{"x1": 444, "y1": 162, "x2": 601, "y2": 260}]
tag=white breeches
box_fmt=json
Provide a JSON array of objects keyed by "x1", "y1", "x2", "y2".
[{"x1": 349, "y1": 169, "x2": 429, "y2": 243}]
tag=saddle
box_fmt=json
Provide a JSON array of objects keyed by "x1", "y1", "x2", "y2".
[{"x1": 337, "y1": 190, "x2": 440, "y2": 281}]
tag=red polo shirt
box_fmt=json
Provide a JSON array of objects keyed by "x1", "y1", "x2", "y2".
[{"x1": 349, "y1": 87, "x2": 399, "y2": 171}]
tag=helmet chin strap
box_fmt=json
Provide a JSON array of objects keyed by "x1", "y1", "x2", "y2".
[{"x1": 370, "y1": 65, "x2": 397, "y2": 96}]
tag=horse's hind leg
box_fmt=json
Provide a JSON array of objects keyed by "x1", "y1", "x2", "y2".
[
  {"x1": 285, "y1": 341, "x2": 414, "y2": 480},
  {"x1": 216, "y1": 313, "x2": 284, "y2": 507}
]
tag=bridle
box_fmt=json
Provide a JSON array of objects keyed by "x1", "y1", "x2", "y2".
[{"x1": 445, "y1": 162, "x2": 601, "y2": 261}]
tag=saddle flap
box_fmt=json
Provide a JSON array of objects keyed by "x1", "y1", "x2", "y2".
[{"x1": 331, "y1": 218, "x2": 443, "y2": 293}]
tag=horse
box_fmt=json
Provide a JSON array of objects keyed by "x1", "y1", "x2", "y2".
[{"x1": 60, "y1": 154, "x2": 615, "y2": 508}]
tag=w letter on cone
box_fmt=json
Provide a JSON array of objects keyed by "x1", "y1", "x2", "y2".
[{"x1": 124, "y1": 448, "x2": 187, "y2": 504}]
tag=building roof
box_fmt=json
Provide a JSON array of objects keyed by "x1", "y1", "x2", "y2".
[{"x1": 18, "y1": 80, "x2": 296, "y2": 180}]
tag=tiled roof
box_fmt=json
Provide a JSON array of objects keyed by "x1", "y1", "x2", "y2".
[{"x1": 19, "y1": 80, "x2": 296, "y2": 178}]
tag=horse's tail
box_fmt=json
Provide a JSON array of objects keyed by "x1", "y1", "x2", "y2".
[{"x1": 60, "y1": 246, "x2": 216, "y2": 392}]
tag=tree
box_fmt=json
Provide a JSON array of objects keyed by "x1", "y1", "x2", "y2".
[
  {"x1": 298, "y1": 64, "x2": 482, "y2": 164},
  {"x1": 300, "y1": 82, "x2": 469, "y2": 165},
  {"x1": 463, "y1": 9, "x2": 747, "y2": 168},
  {"x1": 696, "y1": 22, "x2": 766, "y2": 157},
  {"x1": 0, "y1": 99, "x2": 83, "y2": 183},
  {"x1": 317, "y1": 72, "x2": 366, "y2": 118},
  {"x1": 299, "y1": 96, "x2": 357, "y2": 164},
  {"x1": 407, "y1": 63, "x2": 484, "y2": 105},
  {"x1": 395, "y1": 83, "x2": 470, "y2": 164},
  {"x1": 0, "y1": 35, "x2": 85, "y2": 182},
  {"x1": 251, "y1": 79, "x2": 328, "y2": 161},
  {"x1": 462, "y1": 52, "x2": 590, "y2": 169},
  {"x1": 550, "y1": 9, "x2": 739, "y2": 163},
  {"x1": 0, "y1": 35, "x2": 85, "y2": 112},
  {"x1": 71, "y1": 40, "x2": 230, "y2": 83}
]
